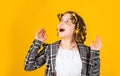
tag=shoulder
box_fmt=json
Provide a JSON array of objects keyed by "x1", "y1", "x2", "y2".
[
  {"x1": 43, "y1": 40, "x2": 61, "y2": 50},
  {"x1": 51, "y1": 40, "x2": 61, "y2": 45},
  {"x1": 42, "y1": 40, "x2": 61, "y2": 48},
  {"x1": 77, "y1": 42, "x2": 90, "y2": 53},
  {"x1": 77, "y1": 42, "x2": 89, "y2": 49}
]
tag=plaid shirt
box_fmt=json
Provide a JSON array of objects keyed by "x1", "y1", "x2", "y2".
[{"x1": 24, "y1": 39, "x2": 100, "y2": 76}]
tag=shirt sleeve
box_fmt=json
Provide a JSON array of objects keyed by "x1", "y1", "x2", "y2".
[
  {"x1": 24, "y1": 39, "x2": 48, "y2": 71},
  {"x1": 89, "y1": 49, "x2": 100, "y2": 76}
]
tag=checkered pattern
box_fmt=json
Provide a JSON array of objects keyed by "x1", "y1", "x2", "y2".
[{"x1": 24, "y1": 39, "x2": 100, "y2": 76}]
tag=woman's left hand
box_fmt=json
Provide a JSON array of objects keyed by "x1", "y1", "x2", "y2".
[{"x1": 90, "y1": 36, "x2": 102, "y2": 50}]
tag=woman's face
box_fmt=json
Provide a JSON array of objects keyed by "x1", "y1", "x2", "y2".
[{"x1": 57, "y1": 13, "x2": 75, "y2": 38}]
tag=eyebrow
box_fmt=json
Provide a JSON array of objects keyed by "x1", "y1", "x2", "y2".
[{"x1": 61, "y1": 18, "x2": 71, "y2": 21}]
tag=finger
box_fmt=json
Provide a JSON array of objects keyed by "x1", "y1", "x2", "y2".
[
  {"x1": 96, "y1": 36, "x2": 102, "y2": 45},
  {"x1": 44, "y1": 33, "x2": 47, "y2": 40},
  {"x1": 37, "y1": 29, "x2": 45, "y2": 37},
  {"x1": 96, "y1": 36, "x2": 102, "y2": 49},
  {"x1": 38, "y1": 28, "x2": 44, "y2": 33},
  {"x1": 36, "y1": 31, "x2": 44, "y2": 39},
  {"x1": 38, "y1": 31, "x2": 45, "y2": 39},
  {"x1": 36, "y1": 28, "x2": 43, "y2": 36},
  {"x1": 38, "y1": 28, "x2": 44, "y2": 35},
  {"x1": 41, "y1": 31, "x2": 46, "y2": 38},
  {"x1": 41, "y1": 33, "x2": 47, "y2": 42}
]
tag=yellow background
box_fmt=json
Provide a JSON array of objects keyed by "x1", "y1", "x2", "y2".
[{"x1": 0, "y1": 0, "x2": 120, "y2": 76}]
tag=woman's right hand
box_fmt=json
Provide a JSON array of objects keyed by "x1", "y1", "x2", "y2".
[{"x1": 35, "y1": 28, "x2": 47, "y2": 42}]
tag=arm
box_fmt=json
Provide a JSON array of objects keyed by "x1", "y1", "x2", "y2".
[
  {"x1": 24, "y1": 39, "x2": 48, "y2": 71},
  {"x1": 89, "y1": 49, "x2": 100, "y2": 76},
  {"x1": 89, "y1": 36, "x2": 101, "y2": 76}
]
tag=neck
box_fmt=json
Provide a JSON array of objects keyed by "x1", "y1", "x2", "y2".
[{"x1": 60, "y1": 37, "x2": 76, "y2": 50}]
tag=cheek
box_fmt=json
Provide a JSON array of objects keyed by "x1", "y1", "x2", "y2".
[
  {"x1": 65, "y1": 26, "x2": 75, "y2": 34},
  {"x1": 66, "y1": 24, "x2": 75, "y2": 30}
]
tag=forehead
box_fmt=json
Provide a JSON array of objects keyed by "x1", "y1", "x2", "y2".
[{"x1": 62, "y1": 13, "x2": 71, "y2": 20}]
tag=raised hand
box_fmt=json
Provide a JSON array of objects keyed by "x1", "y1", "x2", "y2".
[
  {"x1": 90, "y1": 36, "x2": 102, "y2": 50},
  {"x1": 35, "y1": 28, "x2": 47, "y2": 42}
]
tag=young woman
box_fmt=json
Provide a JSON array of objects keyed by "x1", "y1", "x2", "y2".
[{"x1": 24, "y1": 11, "x2": 102, "y2": 76}]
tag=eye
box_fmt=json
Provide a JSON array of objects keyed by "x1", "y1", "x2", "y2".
[{"x1": 65, "y1": 20, "x2": 70, "y2": 24}]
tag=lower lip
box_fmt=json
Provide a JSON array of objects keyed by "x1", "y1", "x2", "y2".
[{"x1": 59, "y1": 30, "x2": 65, "y2": 32}]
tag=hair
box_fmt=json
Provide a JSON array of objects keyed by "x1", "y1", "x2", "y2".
[{"x1": 57, "y1": 11, "x2": 87, "y2": 44}]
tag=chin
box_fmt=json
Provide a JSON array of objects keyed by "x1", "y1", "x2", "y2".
[{"x1": 58, "y1": 34, "x2": 66, "y2": 38}]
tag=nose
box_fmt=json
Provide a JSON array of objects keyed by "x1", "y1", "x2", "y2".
[{"x1": 59, "y1": 21, "x2": 64, "y2": 25}]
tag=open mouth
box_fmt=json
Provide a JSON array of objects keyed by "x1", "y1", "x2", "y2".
[{"x1": 59, "y1": 28, "x2": 65, "y2": 32}]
